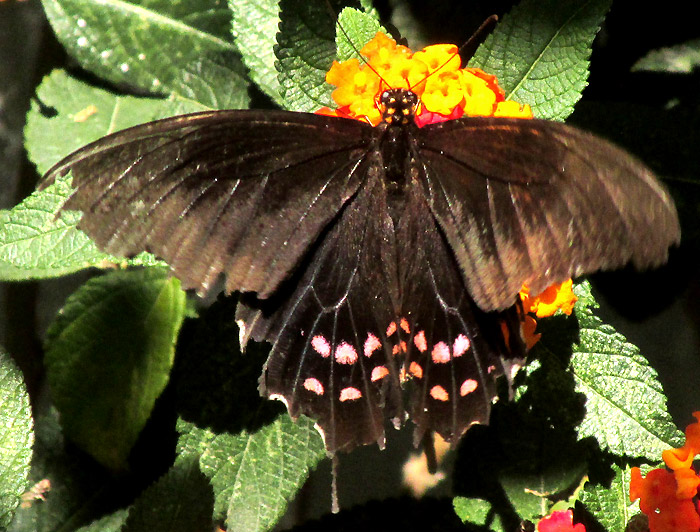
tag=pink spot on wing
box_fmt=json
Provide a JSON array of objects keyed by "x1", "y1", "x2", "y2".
[
  {"x1": 399, "y1": 318, "x2": 411, "y2": 333},
  {"x1": 453, "y1": 334, "x2": 470, "y2": 357},
  {"x1": 431, "y1": 341, "x2": 451, "y2": 363},
  {"x1": 408, "y1": 361, "x2": 423, "y2": 379},
  {"x1": 430, "y1": 385, "x2": 449, "y2": 402},
  {"x1": 386, "y1": 321, "x2": 397, "y2": 337},
  {"x1": 460, "y1": 379, "x2": 478, "y2": 396},
  {"x1": 371, "y1": 366, "x2": 389, "y2": 381},
  {"x1": 339, "y1": 387, "x2": 362, "y2": 402},
  {"x1": 311, "y1": 335, "x2": 330, "y2": 357},
  {"x1": 487, "y1": 365, "x2": 496, "y2": 374},
  {"x1": 335, "y1": 342, "x2": 358, "y2": 364},
  {"x1": 364, "y1": 333, "x2": 382, "y2": 357},
  {"x1": 303, "y1": 378, "x2": 324, "y2": 395},
  {"x1": 392, "y1": 341, "x2": 407, "y2": 355},
  {"x1": 413, "y1": 330, "x2": 427, "y2": 352}
]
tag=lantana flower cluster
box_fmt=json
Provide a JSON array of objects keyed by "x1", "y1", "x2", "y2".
[
  {"x1": 319, "y1": 32, "x2": 576, "y2": 347},
  {"x1": 630, "y1": 412, "x2": 700, "y2": 532},
  {"x1": 318, "y1": 32, "x2": 533, "y2": 126}
]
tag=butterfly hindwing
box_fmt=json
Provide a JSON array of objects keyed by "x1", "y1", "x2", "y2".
[
  {"x1": 42, "y1": 110, "x2": 375, "y2": 298},
  {"x1": 416, "y1": 117, "x2": 680, "y2": 311},
  {"x1": 394, "y1": 184, "x2": 526, "y2": 446},
  {"x1": 237, "y1": 174, "x2": 405, "y2": 453}
]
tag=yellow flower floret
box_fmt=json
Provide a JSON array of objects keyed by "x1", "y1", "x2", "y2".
[
  {"x1": 520, "y1": 279, "x2": 577, "y2": 319},
  {"x1": 320, "y1": 32, "x2": 533, "y2": 126}
]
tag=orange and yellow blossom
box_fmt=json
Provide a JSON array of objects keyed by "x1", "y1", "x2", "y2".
[{"x1": 630, "y1": 412, "x2": 700, "y2": 532}]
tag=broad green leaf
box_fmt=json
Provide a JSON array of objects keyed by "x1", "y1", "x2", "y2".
[
  {"x1": 44, "y1": 268, "x2": 186, "y2": 470},
  {"x1": 231, "y1": 0, "x2": 283, "y2": 105},
  {"x1": 335, "y1": 7, "x2": 385, "y2": 61},
  {"x1": 178, "y1": 415, "x2": 325, "y2": 532},
  {"x1": 26, "y1": 70, "x2": 210, "y2": 176},
  {"x1": 276, "y1": 0, "x2": 366, "y2": 111},
  {"x1": 41, "y1": 0, "x2": 249, "y2": 110},
  {"x1": 581, "y1": 463, "x2": 645, "y2": 532},
  {"x1": 0, "y1": 349, "x2": 34, "y2": 529},
  {"x1": 123, "y1": 455, "x2": 214, "y2": 531},
  {"x1": 633, "y1": 38, "x2": 700, "y2": 73},
  {"x1": 570, "y1": 282, "x2": 683, "y2": 458},
  {"x1": 470, "y1": 0, "x2": 612, "y2": 121}
]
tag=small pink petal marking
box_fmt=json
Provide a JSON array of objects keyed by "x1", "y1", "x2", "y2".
[
  {"x1": 408, "y1": 361, "x2": 423, "y2": 379},
  {"x1": 303, "y1": 378, "x2": 324, "y2": 395},
  {"x1": 311, "y1": 335, "x2": 331, "y2": 357},
  {"x1": 430, "y1": 385, "x2": 449, "y2": 402},
  {"x1": 431, "y1": 341, "x2": 451, "y2": 364},
  {"x1": 339, "y1": 387, "x2": 362, "y2": 402},
  {"x1": 460, "y1": 379, "x2": 478, "y2": 396},
  {"x1": 453, "y1": 334, "x2": 471, "y2": 357},
  {"x1": 371, "y1": 366, "x2": 389, "y2": 382},
  {"x1": 335, "y1": 342, "x2": 358, "y2": 364},
  {"x1": 364, "y1": 333, "x2": 382, "y2": 357},
  {"x1": 413, "y1": 330, "x2": 427, "y2": 352},
  {"x1": 399, "y1": 318, "x2": 411, "y2": 333},
  {"x1": 386, "y1": 321, "x2": 397, "y2": 337}
]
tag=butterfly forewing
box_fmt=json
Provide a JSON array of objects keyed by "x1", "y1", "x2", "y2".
[
  {"x1": 42, "y1": 110, "x2": 375, "y2": 299},
  {"x1": 417, "y1": 117, "x2": 680, "y2": 311}
]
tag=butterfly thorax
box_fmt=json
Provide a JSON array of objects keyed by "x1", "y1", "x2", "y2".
[{"x1": 378, "y1": 89, "x2": 419, "y2": 186}]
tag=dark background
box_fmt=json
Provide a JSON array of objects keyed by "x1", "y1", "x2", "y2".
[{"x1": 2, "y1": 0, "x2": 700, "y2": 522}]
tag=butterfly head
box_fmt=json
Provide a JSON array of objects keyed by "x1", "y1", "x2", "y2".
[{"x1": 380, "y1": 89, "x2": 419, "y2": 126}]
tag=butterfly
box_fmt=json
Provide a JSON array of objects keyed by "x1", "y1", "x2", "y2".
[{"x1": 39, "y1": 34, "x2": 680, "y2": 456}]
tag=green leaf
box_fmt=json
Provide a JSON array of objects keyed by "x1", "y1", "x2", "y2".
[
  {"x1": 632, "y1": 38, "x2": 700, "y2": 74},
  {"x1": 231, "y1": 0, "x2": 283, "y2": 105},
  {"x1": 470, "y1": 0, "x2": 612, "y2": 121},
  {"x1": 453, "y1": 497, "x2": 502, "y2": 531},
  {"x1": 570, "y1": 282, "x2": 683, "y2": 458},
  {"x1": 581, "y1": 463, "x2": 644, "y2": 532},
  {"x1": 335, "y1": 7, "x2": 385, "y2": 61},
  {"x1": 276, "y1": 0, "x2": 368, "y2": 111},
  {"x1": 122, "y1": 455, "x2": 214, "y2": 531},
  {"x1": 0, "y1": 349, "x2": 34, "y2": 529},
  {"x1": 41, "y1": 0, "x2": 249, "y2": 109},
  {"x1": 26, "y1": 70, "x2": 211, "y2": 176},
  {"x1": 178, "y1": 415, "x2": 325, "y2": 532},
  {"x1": 44, "y1": 268, "x2": 187, "y2": 470}
]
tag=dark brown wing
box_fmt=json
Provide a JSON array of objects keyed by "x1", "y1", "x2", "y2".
[
  {"x1": 41, "y1": 110, "x2": 375, "y2": 298},
  {"x1": 415, "y1": 117, "x2": 680, "y2": 311}
]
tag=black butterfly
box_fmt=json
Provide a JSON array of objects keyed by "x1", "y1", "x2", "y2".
[{"x1": 41, "y1": 83, "x2": 679, "y2": 454}]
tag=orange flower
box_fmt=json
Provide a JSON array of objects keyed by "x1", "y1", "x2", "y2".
[
  {"x1": 630, "y1": 411, "x2": 700, "y2": 532},
  {"x1": 520, "y1": 279, "x2": 577, "y2": 318},
  {"x1": 319, "y1": 32, "x2": 533, "y2": 126}
]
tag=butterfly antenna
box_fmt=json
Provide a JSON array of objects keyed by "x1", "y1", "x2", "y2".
[{"x1": 409, "y1": 14, "x2": 499, "y2": 93}]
